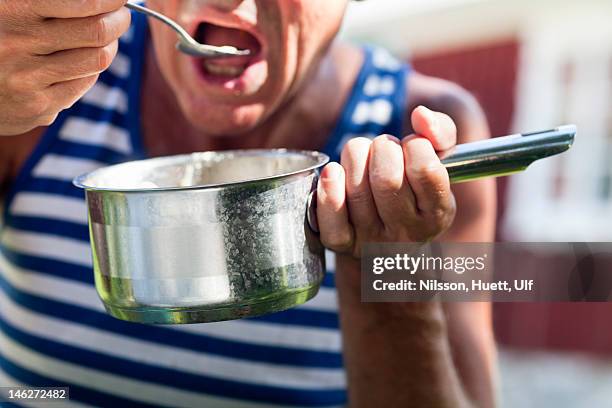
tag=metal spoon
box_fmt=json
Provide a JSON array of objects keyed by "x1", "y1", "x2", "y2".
[{"x1": 125, "y1": 2, "x2": 251, "y2": 59}]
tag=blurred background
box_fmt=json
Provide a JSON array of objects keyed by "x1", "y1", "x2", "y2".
[{"x1": 342, "y1": 0, "x2": 612, "y2": 407}]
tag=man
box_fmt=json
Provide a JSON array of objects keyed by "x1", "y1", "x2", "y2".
[{"x1": 0, "y1": 1, "x2": 496, "y2": 406}]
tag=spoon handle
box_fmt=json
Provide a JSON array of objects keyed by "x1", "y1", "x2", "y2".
[
  {"x1": 125, "y1": 2, "x2": 193, "y2": 41},
  {"x1": 125, "y1": 2, "x2": 249, "y2": 58},
  {"x1": 442, "y1": 125, "x2": 576, "y2": 183}
]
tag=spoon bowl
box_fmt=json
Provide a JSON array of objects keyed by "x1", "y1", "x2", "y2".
[{"x1": 126, "y1": 2, "x2": 251, "y2": 59}]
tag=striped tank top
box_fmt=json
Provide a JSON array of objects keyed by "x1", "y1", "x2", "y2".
[{"x1": 0, "y1": 12, "x2": 410, "y2": 408}]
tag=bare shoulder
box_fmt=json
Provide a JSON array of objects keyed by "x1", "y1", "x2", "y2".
[{"x1": 405, "y1": 72, "x2": 490, "y2": 143}]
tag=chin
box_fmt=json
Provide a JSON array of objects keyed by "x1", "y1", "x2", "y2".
[
  {"x1": 150, "y1": 3, "x2": 292, "y2": 137},
  {"x1": 180, "y1": 99, "x2": 266, "y2": 136}
]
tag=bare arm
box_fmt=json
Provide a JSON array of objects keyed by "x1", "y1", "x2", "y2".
[
  {"x1": 317, "y1": 73, "x2": 497, "y2": 407},
  {"x1": 429, "y1": 77, "x2": 497, "y2": 408},
  {"x1": 434, "y1": 81, "x2": 497, "y2": 408},
  {"x1": 336, "y1": 262, "x2": 473, "y2": 407}
]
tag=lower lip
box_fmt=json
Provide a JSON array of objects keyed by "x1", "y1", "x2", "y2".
[{"x1": 191, "y1": 54, "x2": 267, "y2": 94}]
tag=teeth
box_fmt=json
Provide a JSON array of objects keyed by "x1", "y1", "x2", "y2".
[{"x1": 203, "y1": 62, "x2": 246, "y2": 77}]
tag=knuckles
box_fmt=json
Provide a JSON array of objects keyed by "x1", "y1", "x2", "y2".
[
  {"x1": 368, "y1": 168, "x2": 402, "y2": 196},
  {"x1": 18, "y1": 93, "x2": 51, "y2": 119},
  {"x1": 88, "y1": 8, "x2": 131, "y2": 47},
  {"x1": 342, "y1": 137, "x2": 373, "y2": 158},
  {"x1": 86, "y1": 13, "x2": 122, "y2": 47},
  {"x1": 320, "y1": 230, "x2": 354, "y2": 254},
  {"x1": 63, "y1": 75, "x2": 100, "y2": 108},
  {"x1": 368, "y1": 135, "x2": 404, "y2": 194},
  {"x1": 407, "y1": 160, "x2": 446, "y2": 186},
  {"x1": 424, "y1": 194, "x2": 457, "y2": 238},
  {"x1": 4, "y1": 71, "x2": 33, "y2": 94},
  {"x1": 345, "y1": 187, "x2": 372, "y2": 207},
  {"x1": 94, "y1": 42, "x2": 118, "y2": 72},
  {"x1": 0, "y1": 36, "x2": 19, "y2": 61},
  {"x1": 90, "y1": 15, "x2": 113, "y2": 46},
  {"x1": 430, "y1": 201, "x2": 456, "y2": 231}
]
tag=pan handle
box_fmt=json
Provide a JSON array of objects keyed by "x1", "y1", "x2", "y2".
[{"x1": 442, "y1": 125, "x2": 576, "y2": 183}]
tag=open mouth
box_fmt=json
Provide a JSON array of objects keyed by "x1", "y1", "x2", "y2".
[{"x1": 194, "y1": 22, "x2": 263, "y2": 79}]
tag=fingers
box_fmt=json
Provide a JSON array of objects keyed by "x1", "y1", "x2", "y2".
[
  {"x1": 47, "y1": 75, "x2": 101, "y2": 110},
  {"x1": 368, "y1": 135, "x2": 418, "y2": 228},
  {"x1": 27, "y1": 0, "x2": 128, "y2": 19},
  {"x1": 7, "y1": 74, "x2": 100, "y2": 129},
  {"x1": 317, "y1": 163, "x2": 354, "y2": 252},
  {"x1": 402, "y1": 135, "x2": 456, "y2": 233},
  {"x1": 32, "y1": 8, "x2": 131, "y2": 55},
  {"x1": 0, "y1": 0, "x2": 130, "y2": 135},
  {"x1": 411, "y1": 105, "x2": 457, "y2": 151},
  {"x1": 322, "y1": 130, "x2": 456, "y2": 256},
  {"x1": 341, "y1": 137, "x2": 382, "y2": 234},
  {"x1": 30, "y1": 41, "x2": 119, "y2": 85}
]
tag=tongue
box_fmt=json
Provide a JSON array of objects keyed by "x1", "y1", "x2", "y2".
[{"x1": 198, "y1": 24, "x2": 260, "y2": 54}]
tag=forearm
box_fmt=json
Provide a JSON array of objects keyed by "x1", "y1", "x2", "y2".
[
  {"x1": 336, "y1": 255, "x2": 472, "y2": 408},
  {"x1": 437, "y1": 179, "x2": 498, "y2": 408}
]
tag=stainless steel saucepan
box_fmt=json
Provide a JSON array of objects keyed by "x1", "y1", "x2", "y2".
[{"x1": 74, "y1": 125, "x2": 576, "y2": 324}]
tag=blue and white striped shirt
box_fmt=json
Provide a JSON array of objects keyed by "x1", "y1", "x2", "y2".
[{"x1": 0, "y1": 12, "x2": 410, "y2": 408}]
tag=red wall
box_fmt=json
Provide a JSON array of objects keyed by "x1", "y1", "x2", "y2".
[{"x1": 412, "y1": 40, "x2": 519, "y2": 138}]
